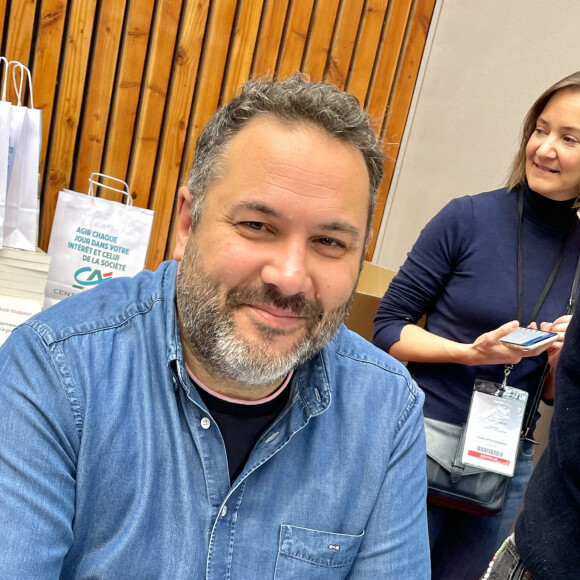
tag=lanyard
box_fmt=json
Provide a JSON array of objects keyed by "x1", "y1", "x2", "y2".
[
  {"x1": 511, "y1": 190, "x2": 580, "y2": 438},
  {"x1": 516, "y1": 190, "x2": 575, "y2": 325}
]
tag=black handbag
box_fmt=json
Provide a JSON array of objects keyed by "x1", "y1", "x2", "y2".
[
  {"x1": 425, "y1": 246, "x2": 580, "y2": 516},
  {"x1": 425, "y1": 416, "x2": 516, "y2": 515}
]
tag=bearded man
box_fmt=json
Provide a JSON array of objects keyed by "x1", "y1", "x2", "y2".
[{"x1": 0, "y1": 75, "x2": 429, "y2": 579}]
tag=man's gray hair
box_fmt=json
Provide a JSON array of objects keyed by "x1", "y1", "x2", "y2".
[{"x1": 187, "y1": 74, "x2": 385, "y2": 241}]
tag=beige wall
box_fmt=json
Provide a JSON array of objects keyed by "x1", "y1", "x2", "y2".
[{"x1": 374, "y1": 0, "x2": 580, "y2": 271}]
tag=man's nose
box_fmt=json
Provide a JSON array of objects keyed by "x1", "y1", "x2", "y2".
[{"x1": 260, "y1": 238, "x2": 313, "y2": 297}]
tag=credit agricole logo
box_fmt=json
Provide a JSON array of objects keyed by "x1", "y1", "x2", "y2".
[{"x1": 73, "y1": 266, "x2": 113, "y2": 290}]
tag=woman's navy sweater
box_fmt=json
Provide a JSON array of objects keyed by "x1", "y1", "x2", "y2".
[{"x1": 373, "y1": 186, "x2": 580, "y2": 429}]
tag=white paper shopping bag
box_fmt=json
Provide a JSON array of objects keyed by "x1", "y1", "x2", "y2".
[
  {"x1": 0, "y1": 57, "x2": 12, "y2": 247},
  {"x1": 4, "y1": 63, "x2": 41, "y2": 250},
  {"x1": 44, "y1": 173, "x2": 154, "y2": 308}
]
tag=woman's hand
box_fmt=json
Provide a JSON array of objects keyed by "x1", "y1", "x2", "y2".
[
  {"x1": 466, "y1": 320, "x2": 523, "y2": 365},
  {"x1": 465, "y1": 320, "x2": 560, "y2": 366},
  {"x1": 391, "y1": 318, "x2": 566, "y2": 367},
  {"x1": 529, "y1": 315, "x2": 572, "y2": 370},
  {"x1": 528, "y1": 315, "x2": 572, "y2": 401}
]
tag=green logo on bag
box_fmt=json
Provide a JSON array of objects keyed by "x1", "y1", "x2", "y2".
[{"x1": 73, "y1": 266, "x2": 113, "y2": 290}]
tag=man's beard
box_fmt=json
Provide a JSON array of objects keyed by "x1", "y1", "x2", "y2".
[{"x1": 176, "y1": 239, "x2": 355, "y2": 386}]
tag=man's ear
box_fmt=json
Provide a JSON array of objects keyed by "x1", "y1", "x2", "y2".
[{"x1": 173, "y1": 186, "x2": 192, "y2": 261}]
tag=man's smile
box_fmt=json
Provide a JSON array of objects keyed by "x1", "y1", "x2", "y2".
[{"x1": 242, "y1": 303, "x2": 308, "y2": 332}]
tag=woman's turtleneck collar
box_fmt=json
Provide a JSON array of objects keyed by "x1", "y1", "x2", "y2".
[{"x1": 523, "y1": 183, "x2": 578, "y2": 233}]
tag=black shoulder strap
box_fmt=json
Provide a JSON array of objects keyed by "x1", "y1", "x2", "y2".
[
  {"x1": 523, "y1": 245, "x2": 580, "y2": 439},
  {"x1": 566, "y1": 248, "x2": 580, "y2": 316}
]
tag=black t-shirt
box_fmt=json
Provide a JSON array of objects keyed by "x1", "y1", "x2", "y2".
[{"x1": 194, "y1": 382, "x2": 291, "y2": 483}]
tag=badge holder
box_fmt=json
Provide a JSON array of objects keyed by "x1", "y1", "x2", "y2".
[{"x1": 461, "y1": 365, "x2": 528, "y2": 477}]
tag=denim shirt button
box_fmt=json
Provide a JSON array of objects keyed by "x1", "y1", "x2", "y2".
[
  {"x1": 220, "y1": 505, "x2": 227, "y2": 517},
  {"x1": 201, "y1": 417, "x2": 211, "y2": 429}
]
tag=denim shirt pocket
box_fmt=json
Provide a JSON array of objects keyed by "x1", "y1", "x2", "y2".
[{"x1": 274, "y1": 524, "x2": 364, "y2": 579}]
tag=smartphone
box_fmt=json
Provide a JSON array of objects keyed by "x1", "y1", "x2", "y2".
[{"x1": 499, "y1": 327, "x2": 558, "y2": 351}]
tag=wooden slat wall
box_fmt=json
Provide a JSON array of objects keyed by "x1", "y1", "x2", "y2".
[{"x1": 0, "y1": 0, "x2": 436, "y2": 270}]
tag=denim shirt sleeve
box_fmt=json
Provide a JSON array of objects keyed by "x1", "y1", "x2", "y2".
[
  {"x1": 0, "y1": 323, "x2": 79, "y2": 578},
  {"x1": 347, "y1": 376, "x2": 430, "y2": 578}
]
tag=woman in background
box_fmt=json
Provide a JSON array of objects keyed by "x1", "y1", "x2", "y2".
[{"x1": 373, "y1": 71, "x2": 580, "y2": 580}]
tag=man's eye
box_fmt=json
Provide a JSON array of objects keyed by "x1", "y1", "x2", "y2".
[
  {"x1": 242, "y1": 221, "x2": 266, "y2": 231},
  {"x1": 317, "y1": 237, "x2": 348, "y2": 251}
]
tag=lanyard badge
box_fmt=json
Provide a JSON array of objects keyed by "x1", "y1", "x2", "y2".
[{"x1": 462, "y1": 369, "x2": 528, "y2": 476}]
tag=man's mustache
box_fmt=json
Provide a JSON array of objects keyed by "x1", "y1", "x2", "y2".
[{"x1": 225, "y1": 284, "x2": 324, "y2": 321}]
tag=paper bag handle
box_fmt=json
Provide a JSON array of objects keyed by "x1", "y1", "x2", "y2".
[
  {"x1": 1, "y1": 56, "x2": 9, "y2": 101},
  {"x1": 88, "y1": 172, "x2": 133, "y2": 206},
  {"x1": 5, "y1": 61, "x2": 34, "y2": 108}
]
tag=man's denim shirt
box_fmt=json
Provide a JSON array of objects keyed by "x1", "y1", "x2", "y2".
[{"x1": 0, "y1": 261, "x2": 429, "y2": 579}]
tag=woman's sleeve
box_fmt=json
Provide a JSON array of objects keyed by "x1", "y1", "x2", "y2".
[{"x1": 373, "y1": 196, "x2": 473, "y2": 353}]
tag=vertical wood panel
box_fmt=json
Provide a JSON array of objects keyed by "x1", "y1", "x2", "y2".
[
  {"x1": 347, "y1": 0, "x2": 388, "y2": 105},
  {"x1": 181, "y1": 0, "x2": 237, "y2": 174},
  {"x1": 366, "y1": 0, "x2": 437, "y2": 260},
  {"x1": 39, "y1": 0, "x2": 98, "y2": 250},
  {"x1": 126, "y1": 0, "x2": 183, "y2": 209},
  {"x1": 0, "y1": 1, "x2": 7, "y2": 50},
  {"x1": 31, "y1": 0, "x2": 69, "y2": 178},
  {"x1": 101, "y1": 2, "x2": 155, "y2": 184},
  {"x1": 3, "y1": 0, "x2": 38, "y2": 103},
  {"x1": 326, "y1": 0, "x2": 365, "y2": 90},
  {"x1": 222, "y1": 0, "x2": 264, "y2": 103},
  {"x1": 146, "y1": 0, "x2": 210, "y2": 270},
  {"x1": 3, "y1": 0, "x2": 37, "y2": 65},
  {"x1": 163, "y1": 0, "x2": 238, "y2": 262},
  {"x1": 367, "y1": 0, "x2": 413, "y2": 122},
  {"x1": 252, "y1": 0, "x2": 290, "y2": 79},
  {"x1": 4, "y1": 0, "x2": 436, "y2": 269},
  {"x1": 302, "y1": 0, "x2": 340, "y2": 81},
  {"x1": 73, "y1": 0, "x2": 127, "y2": 193},
  {"x1": 277, "y1": 0, "x2": 315, "y2": 80}
]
